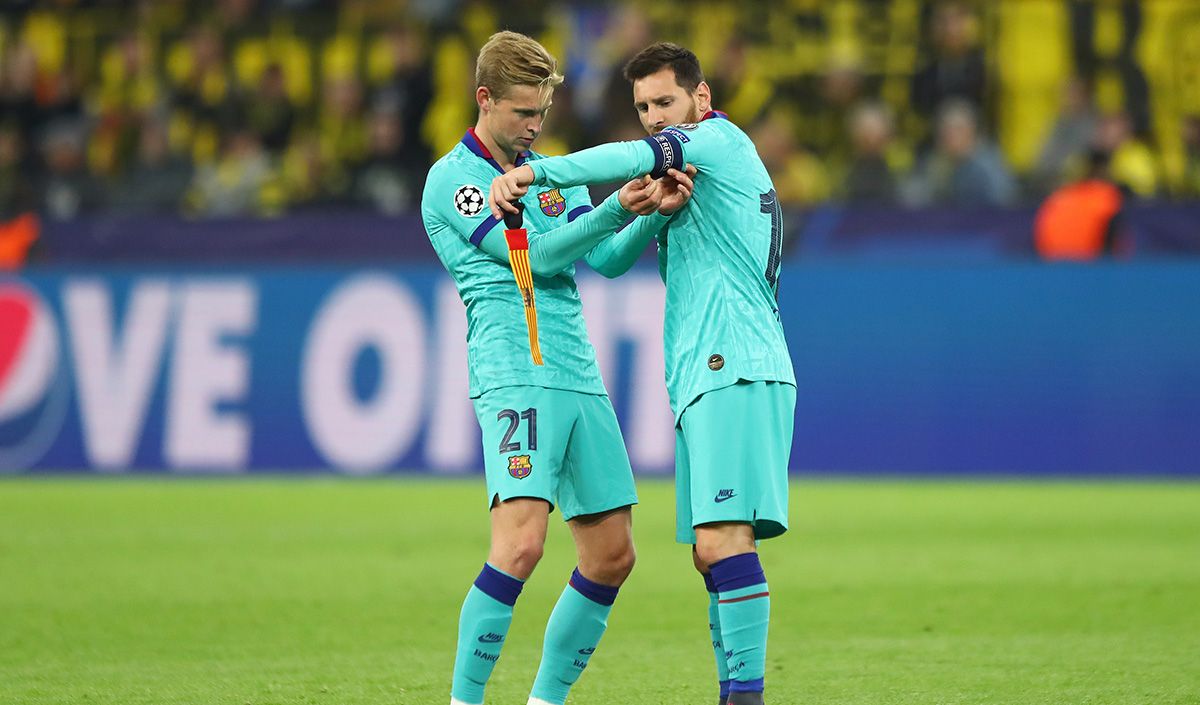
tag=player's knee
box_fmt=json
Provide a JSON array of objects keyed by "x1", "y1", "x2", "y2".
[
  {"x1": 581, "y1": 541, "x2": 635, "y2": 586},
  {"x1": 513, "y1": 535, "x2": 545, "y2": 571},
  {"x1": 694, "y1": 524, "x2": 757, "y2": 569},
  {"x1": 493, "y1": 533, "x2": 544, "y2": 577},
  {"x1": 608, "y1": 542, "x2": 636, "y2": 583},
  {"x1": 694, "y1": 538, "x2": 752, "y2": 570},
  {"x1": 693, "y1": 542, "x2": 720, "y2": 570}
]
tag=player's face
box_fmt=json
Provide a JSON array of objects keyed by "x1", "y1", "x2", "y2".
[
  {"x1": 482, "y1": 84, "x2": 553, "y2": 156},
  {"x1": 632, "y1": 68, "x2": 707, "y2": 135}
]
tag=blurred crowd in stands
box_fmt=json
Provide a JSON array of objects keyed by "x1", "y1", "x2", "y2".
[{"x1": 1, "y1": 0, "x2": 1199, "y2": 223}]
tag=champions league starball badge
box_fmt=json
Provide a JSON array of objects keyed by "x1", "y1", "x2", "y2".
[{"x1": 454, "y1": 185, "x2": 485, "y2": 217}]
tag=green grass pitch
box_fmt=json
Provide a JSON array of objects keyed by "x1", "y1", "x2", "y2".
[{"x1": 1, "y1": 478, "x2": 1197, "y2": 705}]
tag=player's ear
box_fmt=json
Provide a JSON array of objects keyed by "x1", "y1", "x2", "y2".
[
  {"x1": 476, "y1": 85, "x2": 492, "y2": 112},
  {"x1": 694, "y1": 81, "x2": 712, "y2": 113}
]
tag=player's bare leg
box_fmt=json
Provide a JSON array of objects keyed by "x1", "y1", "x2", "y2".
[
  {"x1": 570, "y1": 505, "x2": 636, "y2": 585},
  {"x1": 487, "y1": 497, "x2": 551, "y2": 578},
  {"x1": 450, "y1": 498, "x2": 549, "y2": 705},
  {"x1": 695, "y1": 522, "x2": 756, "y2": 568},
  {"x1": 527, "y1": 506, "x2": 635, "y2": 705},
  {"x1": 696, "y1": 522, "x2": 767, "y2": 705}
]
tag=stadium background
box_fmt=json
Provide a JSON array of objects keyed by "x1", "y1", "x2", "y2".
[
  {"x1": 2, "y1": 0, "x2": 1197, "y2": 476},
  {"x1": 2, "y1": 3, "x2": 1198, "y2": 704}
]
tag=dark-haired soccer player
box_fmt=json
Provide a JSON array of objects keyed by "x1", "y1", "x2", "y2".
[
  {"x1": 489, "y1": 42, "x2": 796, "y2": 705},
  {"x1": 421, "y1": 31, "x2": 693, "y2": 705}
]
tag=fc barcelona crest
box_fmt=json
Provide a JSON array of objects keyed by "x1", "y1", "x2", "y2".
[
  {"x1": 537, "y1": 189, "x2": 566, "y2": 217},
  {"x1": 508, "y1": 455, "x2": 533, "y2": 479}
]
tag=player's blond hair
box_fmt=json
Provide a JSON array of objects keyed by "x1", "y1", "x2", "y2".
[{"x1": 475, "y1": 31, "x2": 563, "y2": 100}]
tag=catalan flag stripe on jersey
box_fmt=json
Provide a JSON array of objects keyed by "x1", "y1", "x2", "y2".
[{"x1": 504, "y1": 227, "x2": 543, "y2": 366}]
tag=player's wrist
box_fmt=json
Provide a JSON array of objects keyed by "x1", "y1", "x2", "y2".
[{"x1": 608, "y1": 189, "x2": 634, "y2": 216}]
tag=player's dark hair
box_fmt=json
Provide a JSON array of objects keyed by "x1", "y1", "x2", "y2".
[{"x1": 622, "y1": 42, "x2": 704, "y2": 93}]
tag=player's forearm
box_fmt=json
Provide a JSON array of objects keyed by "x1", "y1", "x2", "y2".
[
  {"x1": 528, "y1": 142, "x2": 648, "y2": 187},
  {"x1": 524, "y1": 191, "x2": 632, "y2": 276},
  {"x1": 529, "y1": 132, "x2": 686, "y2": 187},
  {"x1": 585, "y1": 212, "x2": 671, "y2": 278}
]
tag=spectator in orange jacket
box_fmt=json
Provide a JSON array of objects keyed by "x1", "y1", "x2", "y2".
[
  {"x1": 1034, "y1": 149, "x2": 1129, "y2": 260},
  {"x1": 0, "y1": 213, "x2": 39, "y2": 270}
]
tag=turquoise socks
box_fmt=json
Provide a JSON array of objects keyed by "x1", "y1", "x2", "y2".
[
  {"x1": 528, "y1": 568, "x2": 620, "y2": 705},
  {"x1": 704, "y1": 572, "x2": 732, "y2": 701},
  {"x1": 709, "y1": 553, "x2": 770, "y2": 695},
  {"x1": 450, "y1": 563, "x2": 525, "y2": 705}
]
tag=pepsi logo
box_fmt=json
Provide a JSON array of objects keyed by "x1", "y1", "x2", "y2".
[{"x1": 0, "y1": 282, "x2": 68, "y2": 471}]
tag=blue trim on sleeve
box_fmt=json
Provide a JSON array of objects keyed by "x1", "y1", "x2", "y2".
[
  {"x1": 729, "y1": 678, "x2": 764, "y2": 693},
  {"x1": 567, "y1": 205, "x2": 593, "y2": 223},
  {"x1": 719, "y1": 680, "x2": 731, "y2": 698},
  {"x1": 569, "y1": 567, "x2": 619, "y2": 606},
  {"x1": 473, "y1": 563, "x2": 525, "y2": 606},
  {"x1": 641, "y1": 131, "x2": 684, "y2": 179},
  {"x1": 709, "y1": 552, "x2": 766, "y2": 593},
  {"x1": 469, "y1": 215, "x2": 502, "y2": 246}
]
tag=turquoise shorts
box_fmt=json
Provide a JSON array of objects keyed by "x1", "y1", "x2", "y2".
[
  {"x1": 473, "y1": 386, "x2": 638, "y2": 521},
  {"x1": 675, "y1": 380, "x2": 796, "y2": 544}
]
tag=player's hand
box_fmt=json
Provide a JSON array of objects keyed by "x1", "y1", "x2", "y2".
[
  {"x1": 618, "y1": 174, "x2": 662, "y2": 216},
  {"x1": 657, "y1": 165, "x2": 696, "y2": 215},
  {"x1": 488, "y1": 165, "x2": 536, "y2": 219}
]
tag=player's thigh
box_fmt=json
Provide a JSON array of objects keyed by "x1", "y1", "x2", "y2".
[
  {"x1": 679, "y1": 380, "x2": 796, "y2": 541},
  {"x1": 557, "y1": 393, "x2": 638, "y2": 521},
  {"x1": 474, "y1": 386, "x2": 575, "y2": 512}
]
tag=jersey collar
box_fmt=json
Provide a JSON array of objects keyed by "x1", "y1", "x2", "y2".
[
  {"x1": 462, "y1": 128, "x2": 528, "y2": 175},
  {"x1": 701, "y1": 109, "x2": 729, "y2": 122}
]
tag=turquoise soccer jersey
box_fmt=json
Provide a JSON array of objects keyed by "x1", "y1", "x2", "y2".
[
  {"x1": 422, "y1": 129, "x2": 667, "y2": 398},
  {"x1": 527, "y1": 113, "x2": 796, "y2": 418}
]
